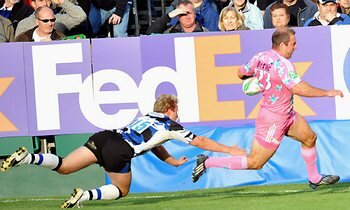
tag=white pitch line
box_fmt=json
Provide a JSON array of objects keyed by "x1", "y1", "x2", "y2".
[{"x1": 1, "y1": 187, "x2": 347, "y2": 203}]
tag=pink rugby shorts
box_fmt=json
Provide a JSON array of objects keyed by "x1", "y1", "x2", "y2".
[{"x1": 255, "y1": 109, "x2": 297, "y2": 150}]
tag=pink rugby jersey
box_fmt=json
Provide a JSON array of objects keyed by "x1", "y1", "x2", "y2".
[{"x1": 240, "y1": 49, "x2": 301, "y2": 115}]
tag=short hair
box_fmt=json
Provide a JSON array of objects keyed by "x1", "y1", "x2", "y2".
[
  {"x1": 34, "y1": 5, "x2": 51, "y2": 18},
  {"x1": 177, "y1": 0, "x2": 194, "y2": 8},
  {"x1": 270, "y1": 3, "x2": 290, "y2": 17},
  {"x1": 153, "y1": 94, "x2": 178, "y2": 113},
  {"x1": 272, "y1": 27, "x2": 295, "y2": 49},
  {"x1": 218, "y1": 6, "x2": 245, "y2": 31}
]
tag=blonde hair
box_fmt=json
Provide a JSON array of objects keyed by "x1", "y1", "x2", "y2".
[
  {"x1": 218, "y1": 6, "x2": 245, "y2": 31},
  {"x1": 153, "y1": 94, "x2": 178, "y2": 113}
]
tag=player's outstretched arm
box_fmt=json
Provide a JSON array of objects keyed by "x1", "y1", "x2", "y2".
[
  {"x1": 190, "y1": 136, "x2": 246, "y2": 156},
  {"x1": 291, "y1": 81, "x2": 344, "y2": 98},
  {"x1": 151, "y1": 146, "x2": 188, "y2": 167}
]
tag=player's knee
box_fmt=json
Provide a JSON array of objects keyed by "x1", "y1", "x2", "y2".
[
  {"x1": 304, "y1": 133, "x2": 317, "y2": 147},
  {"x1": 247, "y1": 157, "x2": 264, "y2": 170},
  {"x1": 56, "y1": 168, "x2": 72, "y2": 175}
]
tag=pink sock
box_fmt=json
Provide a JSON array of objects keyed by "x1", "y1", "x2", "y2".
[
  {"x1": 205, "y1": 156, "x2": 248, "y2": 170},
  {"x1": 301, "y1": 146, "x2": 322, "y2": 183}
]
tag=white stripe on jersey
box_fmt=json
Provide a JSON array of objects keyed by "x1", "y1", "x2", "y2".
[{"x1": 131, "y1": 129, "x2": 195, "y2": 156}]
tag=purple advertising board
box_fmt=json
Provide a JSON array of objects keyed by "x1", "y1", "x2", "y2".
[
  {"x1": 22, "y1": 40, "x2": 97, "y2": 136},
  {"x1": 0, "y1": 27, "x2": 338, "y2": 137},
  {"x1": 0, "y1": 43, "x2": 28, "y2": 137}
]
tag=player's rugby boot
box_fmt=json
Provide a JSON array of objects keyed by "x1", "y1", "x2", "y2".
[
  {"x1": 192, "y1": 154, "x2": 209, "y2": 183},
  {"x1": 61, "y1": 188, "x2": 83, "y2": 208},
  {"x1": 0, "y1": 147, "x2": 28, "y2": 172},
  {"x1": 309, "y1": 175, "x2": 340, "y2": 190}
]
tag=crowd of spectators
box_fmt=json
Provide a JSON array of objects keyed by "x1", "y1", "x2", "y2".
[{"x1": 0, "y1": 0, "x2": 350, "y2": 42}]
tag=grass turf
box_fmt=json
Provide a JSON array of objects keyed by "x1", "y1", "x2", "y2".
[{"x1": 1, "y1": 182, "x2": 349, "y2": 210}]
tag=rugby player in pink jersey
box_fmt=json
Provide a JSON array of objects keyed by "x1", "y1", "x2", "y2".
[{"x1": 192, "y1": 27, "x2": 344, "y2": 190}]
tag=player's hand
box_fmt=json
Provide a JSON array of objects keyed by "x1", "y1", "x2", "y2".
[
  {"x1": 228, "y1": 144, "x2": 247, "y2": 156},
  {"x1": 109, "y1": 14, "x2": 121, "y2": 25},
  {"x1": 168, "y1": 8, "x2": 191, "y2": 18},
  {"x1": 327, "y1": 90, "x2": 344, "y2": 98},
  {"x1": 175, "y1": 156, "x2": 189, "y2": 166}
]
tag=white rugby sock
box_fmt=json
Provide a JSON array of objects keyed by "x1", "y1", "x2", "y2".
[
  {"x1": 30, "y1": 153, "x2": 61, "y2": 170},
  {"x1": 19, "y1": 153, "x2": 32, "y2": 165},
  {"x1": 80, "y1": 184, "x2": 122, "y2": 202}
]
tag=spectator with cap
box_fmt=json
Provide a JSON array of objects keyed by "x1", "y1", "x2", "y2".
[
  {"x1": 270, "y1": 2, "x2": 290, "y2": 28},
  {"x1": 264, "y1": 0, "x2": 317, "y2": 28},
  {"x1": 304, "y1": 0, "x2": 350, "y2": 26},
  {"x1": 15, "y1": 5, "x2": 64, "y2": 42}
]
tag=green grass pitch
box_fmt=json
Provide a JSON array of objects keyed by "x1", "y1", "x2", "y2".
[{"x1": 1, "y1": 182, "x2": 349, "y2": 210}]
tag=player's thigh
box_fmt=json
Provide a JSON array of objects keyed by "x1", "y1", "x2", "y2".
[
  {"x1": 286, "y1": 114, "x2": 316, "y2": 146},
  {"x1": 248, "y1": 140, "x2": 276, "y2": 169},
  {"x1": 59, "y1": 146, "x2": 97, "y2": 174},
  {"x1": 107, "y1": 171, "x2": 132, "y2": 196}
]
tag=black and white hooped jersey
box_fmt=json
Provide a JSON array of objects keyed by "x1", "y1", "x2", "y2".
[{"x1": 120, "y1": 112, "x2": 197, "y2": 156}]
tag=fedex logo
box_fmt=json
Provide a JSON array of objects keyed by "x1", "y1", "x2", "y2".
[
  {"x1": 1, "y1": 30, "x2": 330, "y2": 136},
  {"x1": 31, "y1": 35, "x2": 245, "y2": 132}
]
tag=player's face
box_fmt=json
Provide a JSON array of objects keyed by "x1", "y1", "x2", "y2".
[
  {"x1": 222, "y1": 11, "x2": 239, "y2": 31},
  {"x1": 271, "y1": 8, "x2": 290, "y2": 28},
  {"x1": 169, "y1": 105, "x2": 179, "y2": 121},
  {"x1": 318, "y1": 2, "x2": 338, "y2": 18},
  {"x1": 285, "y1": 34, "x2": 297, "y2": 59}
]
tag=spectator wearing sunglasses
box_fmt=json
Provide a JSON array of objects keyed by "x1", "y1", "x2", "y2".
[
  {"x1": 15, "y1": 5, "x2": 64, "y2": 42},
  {"x1": 15, "y1": 0, "x2": 86, "y2": 38}
]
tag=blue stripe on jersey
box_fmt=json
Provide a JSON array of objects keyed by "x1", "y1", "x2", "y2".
[
  {"x1": 36, "y1": 154, "x2": 43, "y2": 165},
  {"x1": 96, "y1": 188, "x2": 102, "y2": 200},
  {"x1": 121, "y1": 114, "x2": 173, "y2": 146}
]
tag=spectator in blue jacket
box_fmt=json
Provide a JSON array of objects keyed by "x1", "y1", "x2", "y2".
[
  {"x1": 146, "y1": 0, "x2": 209, "y2": 34},
  {"x1": 167, "y1": 0, "x2": 219, "y2": 31},
  {"x1": 264, "y1": 0, "x2": 317, "y2": 28},
  {"x1": 304, "y1": 0, "x2": 350, "y2": 26},
  {"x1": 89, "y1": 0, "x2": 131, "y2": 37},
  {"x1": 230, "y1": 0, "x2": 264, "y2": 30}
]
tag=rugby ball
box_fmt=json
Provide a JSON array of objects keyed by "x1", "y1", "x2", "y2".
[{"x1": 242, "y1": 77, "x2": 261, "y2": 96}]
